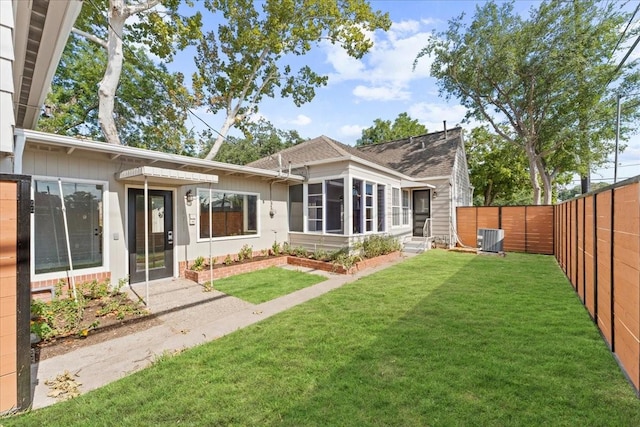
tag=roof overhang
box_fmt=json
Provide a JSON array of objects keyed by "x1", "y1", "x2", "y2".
[
  {"x1": 13, "y1": 0, "x2": 83, "y2": 129},
  {"x1": 16, "y1": 129, "x2": 306, "y2": 182},
  {"x1": 117, "y1": 166, "x2": 218, "y2": 186},
  {"x1": 401, "y1": 180, "x2": 435, "y2": 189}
]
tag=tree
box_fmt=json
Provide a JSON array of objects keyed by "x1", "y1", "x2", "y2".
[
  {"x1": 418, "y1": 0, "x2": 640, "y2": 204},
  {"x1": 211, "y1": 119, "x2": 306, "y2": 165},
  {"x1": 356, "y1": 112, "x2": 428, "y2": 145},
  {"x1": 38, "y1": 35, "x2": 198, "y2": 154},
  {"x1": 71, "y1": 0, "x2": 202, "y2": 145},
  {"x1": 193, "y1": 0, "x2": 391, "y2": 160},
  {"x1": 466, "y1": 127, "x2": 530, "y2": 206}
]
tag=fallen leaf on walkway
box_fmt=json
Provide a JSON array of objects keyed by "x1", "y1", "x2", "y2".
[
  {"x1": 45, "y1": 371, "x2": 81, "y2": 401},
  {"x1": 252, "y1": 310, "x2": 263, "y2": 315}
]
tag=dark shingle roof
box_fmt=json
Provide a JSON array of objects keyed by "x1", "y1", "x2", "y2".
[
  {"x1": 247, "y1": 128, "x2": 463, "y2": 179},
  {"x1": 356, "y1": 127, "x2": 463, "y2": 179}
]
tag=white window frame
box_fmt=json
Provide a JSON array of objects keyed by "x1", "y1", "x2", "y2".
[
  {"x1": 392, "y1": 187, "x2": 401, "y2": 227},
  {"x1": 402, "y1": 189, "x2": 410, "y2": 226},
  {"x1": 306, "y1": 181, "x2": 324, "y2": 233},
  {"x1": 31, "y1": 176, "x2": 109, "y2": 281},
  {"x1": 196, "y1": 188, "x2": 260, "y2": 242}
]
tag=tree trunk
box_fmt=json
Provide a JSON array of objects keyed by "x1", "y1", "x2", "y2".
[
  {"x1": 204, "y1": 114, "x2": 236, "y2": 160},
  {"x1": 483, "y1": 181, "x2": 493, "y2": 206},
  {"x1": 525, "y1": 146, "x2": 541, "y2": 205},
  {"x1": 99, "y1": 0, "x2": 126, "y2": 145}
]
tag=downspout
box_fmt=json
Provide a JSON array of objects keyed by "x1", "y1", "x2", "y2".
[
  {"x1": 13, "y1": 131, "x2": 26, "y2": 174},
  {"x1": 208, "y1": 183, "x2": 213, "y2": 291},
  {"x1": 144, "y1": 177, "x2": 149, "y2": 307}
]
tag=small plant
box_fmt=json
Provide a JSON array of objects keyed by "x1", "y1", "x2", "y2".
[
  {"x1": 291, "y1": 246, "x2": 309, "y2": 258},
  {"x1": 78, "y1": 279, "x2": 109, "y2": 299},
  {"x1": 224, "y1": 254, "x2": 234, "y2": 265},
  {"x1": 311, "y1": 249, "x2": 330, "y2": 261},
  {"x1": 271, "y1": 241, "x2": 281, "y2": 256},
  {"x1": 202, "y1": 281, "x2": 214, "y2": 292},
  {"x1": 260, "y1": 249, "x2": 268, "y2": 257},
  {"x1": 332, "y1": 252, "x2": 362, "y2": 272},
  {"x1": 191, "y1": 256, "x2": 205, "y2": 271},
  {"x1": 282, "y1": 241, "x2": 291, "y2": 255},
  {"x1": 238, "y1": 244, "x2": 253, "y2": 261}
]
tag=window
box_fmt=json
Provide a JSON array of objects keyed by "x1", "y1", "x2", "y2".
[
  {"x1": 289, "y1": 184, "x2": 303, "y2": 232},
  {"x1": 199, "y1": 190, "x2": 258, "y2": 238},
  {"x1": 325, "y1": 179, "x2": 344, "y2": 234},
  {"x1": 392, "y1": 187, "x2": 401, "y2": 226},
  {"x1": 377, "y1": 184, "x2": 385, "y2": 232},
  {"x1": 365, "y1": 182, "x2": 374, "y2": 232},
  {"x1": 352, "y1": 179, "x2": 363, "y2": 233},
  {"x1": 33, "y1": 179, "x2": 104, "y2": 274},
  {"x1": 307, "y1": 183, "x2": 323, "y2": 232},
  {"x1": 402, "y1": 190, "x2": 410, "y2": 225}
]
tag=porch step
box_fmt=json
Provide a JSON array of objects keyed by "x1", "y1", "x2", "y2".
[{"x1": 402, "y1": 237, "x2": 432, "y2": 254}]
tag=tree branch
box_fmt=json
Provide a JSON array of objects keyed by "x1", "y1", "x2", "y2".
[
  {"x1": 124, "y1": 0, "x2": 162, "y2": 18},
  {"x1": 72, "y1": 28, "x2": 108, "y2": 50}
]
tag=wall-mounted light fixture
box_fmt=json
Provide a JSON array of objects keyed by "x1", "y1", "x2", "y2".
[
  {"x1": 433, "y1": 190, "x2": 438, "y2": 199},
  {"x1": 185, "y1": 189, "x2": 195, "y2": 205}
]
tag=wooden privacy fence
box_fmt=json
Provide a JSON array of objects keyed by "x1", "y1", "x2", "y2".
[
  {"x1": 456, "y1": 206, "x2": 554, "y2": 254},
  {"x1": 555, "y1": 178, "x2": 640, "y2": 393}
]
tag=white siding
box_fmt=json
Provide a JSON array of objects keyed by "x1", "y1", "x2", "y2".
[
  {"x1": 0, "y1": 1, "x2": 14, "y2": 160},
  {"x1": 21, "y1": 146, "x2": 293, "y2": 284}
]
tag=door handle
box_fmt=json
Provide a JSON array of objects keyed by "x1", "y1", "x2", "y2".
[{"x1": 167, "y1": 230, "x2": 173, "y2": 245}]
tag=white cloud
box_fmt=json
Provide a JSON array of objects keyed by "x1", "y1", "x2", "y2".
[
  {"x1": 323, "y1": 18, "x2": 435, "y2": 102},
  {"x1": 407, "y1": 102, "x2": 469, "y2": 131},
  {"x1": 353, "y1": 85, "x2": 411, "y2": 101},
  {"x1": 339, "y1": 124, "x2": 364, "y2": 139},
  {"x1": 289, "y1": 114, "x2": 312, "y2": 126}
]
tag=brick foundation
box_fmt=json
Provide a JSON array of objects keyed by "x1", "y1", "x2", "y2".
[{"x1": 31, "y1": 272, "x2": 111, "y2": 301}]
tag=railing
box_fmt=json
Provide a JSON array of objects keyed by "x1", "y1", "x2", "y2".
[{"x1": 422, "y1": 218, "x2": 433, "y2": 251}]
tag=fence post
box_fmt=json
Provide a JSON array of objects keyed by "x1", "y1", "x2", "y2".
[{"x1": 610, "y1": 188, "x2": 615, "y2": 353}]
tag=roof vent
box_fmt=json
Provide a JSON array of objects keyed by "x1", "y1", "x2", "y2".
[{"x1": 443, "y1": 120, "x2": 447, "y2": 139}]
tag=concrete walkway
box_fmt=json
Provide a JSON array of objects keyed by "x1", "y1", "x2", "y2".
[{"x1": 30, "y1": 253, "x2": 414, "y2": 409}]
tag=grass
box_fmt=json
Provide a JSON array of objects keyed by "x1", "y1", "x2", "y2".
[
  {"x1": 5, "y1": 251, "x2": 640, "y2": 426},
  {"x1": 211, "y1": 266, "x2": 327, "y2": 303}
]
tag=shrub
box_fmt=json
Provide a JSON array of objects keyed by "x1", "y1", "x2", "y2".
[
  {"x1": 238, "y1": 244, "x2": 253, "y2": 261},
  {"x1": 356, "y1": 235, "x2": 401, "y2": 259},
  {"x1": 271, "y1": 241, "x2": 281, "y2": 256},
  {"x1": 191, "y1": 256, "x2": 205, "y2": 271}
]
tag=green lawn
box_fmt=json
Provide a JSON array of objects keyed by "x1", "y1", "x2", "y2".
[
  {"x1": 6, "y1": 251, "x2": 640, "y2": 426},
  {"x1": 212, "y1": 266, "x2": 327, "y2": 303}
]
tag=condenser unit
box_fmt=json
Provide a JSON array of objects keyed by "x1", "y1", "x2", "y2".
[{"x1": 477, "y1": 228, "x2": 504, "y2": 253}]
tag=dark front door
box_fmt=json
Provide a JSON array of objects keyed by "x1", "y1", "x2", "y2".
[
  {"x1": 128, "y1": 189, "x2": 174, "y2": 283},
  {"x1": 413, "y1": 190, "x2": 431, "y2": 236}
]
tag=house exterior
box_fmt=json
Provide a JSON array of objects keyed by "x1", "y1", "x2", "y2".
[
  {"x1": 1, "y1": 0, "x2": 83, "y2": 413},
  {"x1": 248, "y1": 128, "x2": 473, "y2": 251},
  {"x1": 0, "y1": 0, "x2": 471, "y2": 413}
]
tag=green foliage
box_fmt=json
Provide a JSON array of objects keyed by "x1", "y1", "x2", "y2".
[
  {"x1": 194, "y1": 0, "x2": 391, "y2": 159},
  {"x1": 223, "y1": 255, "x2": 234, "y2": 266},
  {"x1": 418, "y1": 0, "x2": 640, "y2": 204},
  {"x1": 213, "y1": 119, "x2": 306, "y2": 165},
  {"x1": 238, "y1": 244, "x2": 253, "y2": 261},
  {"x1": 30, "y1": 279, "x2": 145, "y2": 341},
  {"x1": 191, "y1": 256, "x2": 205, "y2": 271},
  {"x1": 466, "y1": 126, "x2": 531, "y2": 206},
  {"x1": 357, "y1": 112, "x2": 428, "y2": 145},
  {"x1": 331, "y1": 251, "x2": 362, "y2": 271},
  {"x1": 290, "y1": 246, "x2": 309, "y2": 258},
  {"x1": 355, "y1": 235, "x2": 401, "y2": 258},
  {"x1": 39, "y1": 36, "x2": 199, "y2": 154},
  {"x1": 271, "y1": 241, "x2": 282, "y2": 256}
]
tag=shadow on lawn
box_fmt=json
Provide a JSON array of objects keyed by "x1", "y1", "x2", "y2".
[{"x1": 273, "y1": 252, "x2": 637, "y2": 426}]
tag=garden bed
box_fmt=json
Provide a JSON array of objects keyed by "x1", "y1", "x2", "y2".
[{"x1": 184, "y1": 252, "x2": 403, "y2": 283}]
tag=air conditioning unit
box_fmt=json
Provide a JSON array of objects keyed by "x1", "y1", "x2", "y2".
[{"x1": 477, "y1": 228, "x2": 504, "y2": 253}]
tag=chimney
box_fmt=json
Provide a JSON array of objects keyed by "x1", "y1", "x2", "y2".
[{"x1": 443, "y1": 120, "x2": 447, "y2": 139}]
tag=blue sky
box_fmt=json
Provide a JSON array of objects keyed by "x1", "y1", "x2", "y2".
[{"x1": 169, "y1": 0, "x2": 640, "y2": 185}]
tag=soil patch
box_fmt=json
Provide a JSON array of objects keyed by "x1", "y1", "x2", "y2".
[{"x1": 32, "y1": 296, "x2": 161, "y2": 362}]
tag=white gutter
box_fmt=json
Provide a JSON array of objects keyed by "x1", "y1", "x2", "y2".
[
  {"x1": 13, "y1": 131, "x2": 26, "y2": 174},
  {"x1": 16, "y1": 129, "x2": 305, "y2": 182}
]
